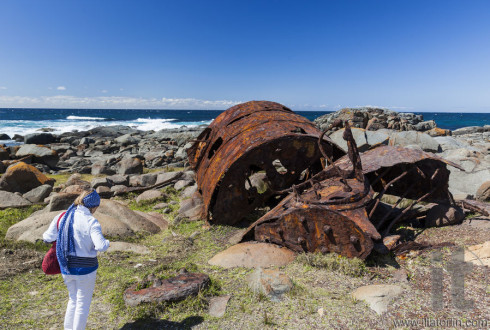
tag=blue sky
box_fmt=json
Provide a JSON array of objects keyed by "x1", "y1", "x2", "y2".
[{"x1": 0, "y1": 0, "x2": 489, "y2": 112}]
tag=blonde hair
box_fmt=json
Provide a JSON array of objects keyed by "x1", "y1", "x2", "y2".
[{"x1": 74, "y1": 190, "x2": 91, "y2": 206}]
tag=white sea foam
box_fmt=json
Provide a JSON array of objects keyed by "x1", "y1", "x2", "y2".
[
  {"x1": 0, "y1": 118, "x2": 213, "y2": 138},
  {"x1": 66, "y1": 115, "x2": 107, "y2": 120}
]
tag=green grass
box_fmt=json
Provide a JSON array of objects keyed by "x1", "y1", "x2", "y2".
[
  {"x1": 45, "y1": 173, "x2": 101, "y2": 186},
  {"x1": 295, "y1": 252, "x2": 366, "y2": 277}
]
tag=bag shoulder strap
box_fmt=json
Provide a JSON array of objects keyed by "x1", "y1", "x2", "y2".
[{"x1": 56, "y1": 212, "x2": 66, "y2": 230}]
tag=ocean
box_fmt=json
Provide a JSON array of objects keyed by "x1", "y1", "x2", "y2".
[{"x1": 0, "y1": 108, "x2": 488, "y2": 144}]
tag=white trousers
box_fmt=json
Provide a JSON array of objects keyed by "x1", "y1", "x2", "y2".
[{"x1": 62, "y1": 270, "x2": 97, "y2": 330}]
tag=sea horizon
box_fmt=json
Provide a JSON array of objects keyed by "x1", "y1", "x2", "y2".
[{"x1": 0, "y1": 107, "x2": 488, "y2": 142}]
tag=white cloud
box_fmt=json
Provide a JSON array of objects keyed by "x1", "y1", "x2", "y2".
[
  {"x1": 0, "y1": 86, "x2": 6, "y2": 90},
  {"x1": 57, "y1": 86, "x2": 66, "y2": 91},
  {"x1": 101, "y1": 90, "x2": 108, "y2": 93},
  {"x1": 0, "y1": 95, "x2": 242, "y2": 110}
]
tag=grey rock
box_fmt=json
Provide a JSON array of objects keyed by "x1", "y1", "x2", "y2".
[
  {"x1": 0, "y1": 133, "x2": 11, "y2": 140},
  {"x1": 95, "y1": 185, "x2": 112, "y2": 198},
  {"x1": 329, "y1": 128, "x2": 368, "y2": 152},
  {"x1": 389, "y1": 131, "x2": 441, "y2": 152},
  {"x1": 178, "y1": 196, "x2": 204, "y2": 220},
  {"x1": 136, "y1": 190, "x2": 165, "y2": 203},
  {"x1": 22, "y1": 184, "x2": 53, "y2": 203},
  {"x1": 117, "y1": 156, "x2": 143, "y2": 175},
  {"x1": 79, "y1": 137, "x2": 95, "y2": 145},
  {"x1": 24, "y1": 133, "x2": 56, "y2": 145},
  {"x1": 16, "y1": 144, "x2": 59, "y2": 168},
  {"x1": 181, "y1": 184, "x2": 198, "y2": 198},
  {"x1": 111, "y1": 185, "x2": 128, "y2": 194},
  {"x1": 46, "y1": 193, "x2": 78, "y2": 212},
  {"x1": 413, "y1": 120, "x2": 436, "y2": 131},
  {"x1": 129, "y1": 173, "x2": 157, "y2": 187},
  {"x1": 452, "y1": 126, "x2": 487, "y2": 136},
  {"x1": 156, "y1": 171, "x2": 182, "y2": 184},
  {"x1": 365, "y1": 130, "x2": 390, "y2": 147},
  {"x1": 115, "y1": 134, "x2": 139, "y2": 146},
  {"x1": 0, "y1": 190, "x2": 32, "y2": 208},
  {"x1": 174, "y1": 179, "x2": 193, "y2": 191},
  {"x1": 247, "y1": 268, "x2": 293, "y2": 302},
  {"x1": 91, "y1": 177, "x2": 109, "y2": 189},
  {"x1": 153, "y1": 202, "x2": 169, "y2": 210},
  {"x1": 106, "y1": 174, "x2": 129, "y2": 186}
]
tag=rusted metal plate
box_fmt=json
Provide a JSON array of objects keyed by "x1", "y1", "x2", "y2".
[
  {"x1": 334, "y1": 145, "x2": 460, "y2": 203},
  {"x1": 240, "y1": 178, "x2": 380, "y2": 259},
  {"x1": 187, "y1": 101, "x2": 345, "y2": 225}
]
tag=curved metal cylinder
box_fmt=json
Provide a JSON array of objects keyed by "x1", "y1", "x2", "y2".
[{"x1": 187, "y1": 101, "x2": 345, "y2": 225}]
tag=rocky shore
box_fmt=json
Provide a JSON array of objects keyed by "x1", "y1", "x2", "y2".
[
  {"x1": 1, "y1": 106, "x2": 489, "y2": 328},
  {"x1": 0, "y1": 108, "x2": 489, "y2": 211}
]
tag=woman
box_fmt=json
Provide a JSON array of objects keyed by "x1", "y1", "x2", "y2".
[{"x1": 43, "y1": 190, "x2": 110, "y2": 330}]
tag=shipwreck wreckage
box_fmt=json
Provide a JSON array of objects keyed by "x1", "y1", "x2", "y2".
[{"x1": 187, "y1": 101, "x2": 468, "y2": 259}]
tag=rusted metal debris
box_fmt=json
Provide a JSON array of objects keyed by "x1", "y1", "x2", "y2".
[
  {"x1": 187, "y1": 100, "x2": 345, "y2": 225},
  {"x1": 240, "y1": 123, "x2": 381, "y2": 259},
  {"x1": 189, "y1": 100, "x2": 462, "y2": 260},
  {"x1": 238, "y1": 124, "x2": 460, "y2": 259},
  {"x1": 333, "y1": 145, "x2": 463, "y2": 235}
]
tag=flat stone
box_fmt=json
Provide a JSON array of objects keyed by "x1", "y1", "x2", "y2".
[
  {"x1": 129, "y1": 173, "x2": 158, "y2": 187},
  {"x1": 106, "y1": 174, "x2": 129, "y2": 186},
  {"x1": 465, "y1": 241, "x2": 490, "y2": 267},
  {"x1": 107, "y1": 242, "x2": 150, "y2": 254},
  {"x1": 208, "y1": 295, "x2": 231, "y2": 318},
  {"x1": 91, "y1": 177, "x2": 109, "y2": 189},
  {"x1": 153, "y1": 202, "x2": 169, "y2": 210},
  {"x1": 136, "y1": 190, "x2": 165, "y2": 203},
  {"x1": 0, "y1": 190, "x2": 32, "y2": 208},
  {"x1": 111, "y1": 185, "x2": 128, "y2": 194},
  {"x1": 174, "y1": 179, "x2": 193, "y2": 190},
  {"x1": 351, "y1": 284, "x2": 403, "y2": 314},
  {"x1": 208, "y1": 242, "x2": 296, "y2": 269},
  {"x1": 123, "y1": 272, "x2": 210, "y2": 307},
  {"x1": 134, "y1": 211, "x2": 169, "y2": 231},
  {"x1": 247, "y1": 268, "x2": 293, "y2": 302},
  {"x1": 155, "y1": 171, "x2": 182, "y2": 185}
]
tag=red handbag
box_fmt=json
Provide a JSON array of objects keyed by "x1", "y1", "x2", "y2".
[{"x1": 42, "y1": 212, "x2": 66, "y2": 275}]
